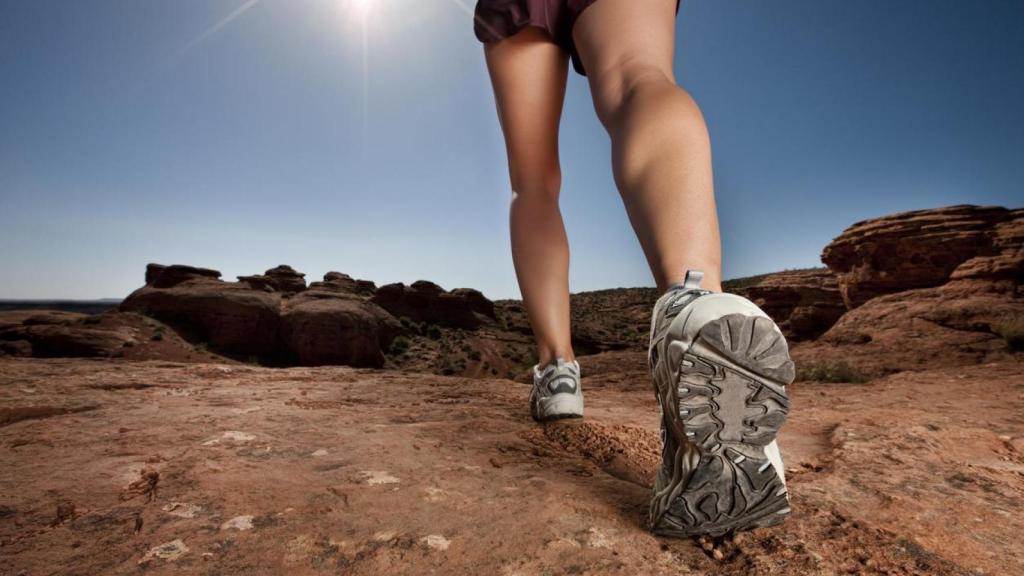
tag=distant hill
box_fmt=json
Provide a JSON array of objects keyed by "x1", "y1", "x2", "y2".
[{"x1": 0, "y1": 299, "x2": 121, "y2": 314}]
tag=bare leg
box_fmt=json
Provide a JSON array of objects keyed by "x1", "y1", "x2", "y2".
[
  {"x1": 573, "y1": 0, "x2": 723, "y2": 293},
  {"x1": 484, "y1": 28, "x2": 575, "y2": 366}
]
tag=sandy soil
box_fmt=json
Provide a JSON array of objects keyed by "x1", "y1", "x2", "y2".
[{"x1": 1, "y1": 354, "x2": 1022, "y2": 575}]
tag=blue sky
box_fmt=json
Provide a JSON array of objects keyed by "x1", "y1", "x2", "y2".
[{"x1": 1, "y1": 0, "x2": 1021, "y2": 299}]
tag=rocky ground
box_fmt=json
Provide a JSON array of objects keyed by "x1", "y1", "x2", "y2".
[
  {"x1": 1, "y1": 354, "x2": 1021, "y2": 575},
  {"x1": 2, "y1": 203, "x2": 1022, "y2": 574}
]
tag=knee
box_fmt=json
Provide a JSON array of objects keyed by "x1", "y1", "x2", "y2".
[
  {"x1": 509, "y1": 169, "x2": 562, "y2": 204},
  {"x1": 590, "y1": 59, "x2": 676, "y2": 128}
]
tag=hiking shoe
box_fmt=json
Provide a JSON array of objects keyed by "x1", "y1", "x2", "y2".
[
  {"x1": 530, "y1": 357, "x2": 584, "y2": 421},
  {"x1": 647, "y1": 270, "x2": 794, "y2": 537}
]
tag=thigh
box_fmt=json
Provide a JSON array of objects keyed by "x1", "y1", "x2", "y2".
[
  {"x1": 484, "y1": 27, "x2": 569, "y2": 192},
  {"x1": 571, "y1": 0, "x2": 678, "y2": 117}
]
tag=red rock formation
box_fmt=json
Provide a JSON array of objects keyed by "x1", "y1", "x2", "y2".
[
  {"x1": 950, "y1": 208, "x2": 1024, "y2": 284},
  {"x1": 731, "y1": 269, "x2": 846, "y2": 341},
  {"x1": 263, "y1": 265, "x2": 307, "y2": 294},
  {"x1": 793, "y1": 279, "x2": 1021, "y2": 375},
  {"x1": 120, "y1": 272, "x2": 282, "y2": 358},
  {"x1": 121, "y1": 264, "x2": 404, "y2": 367},
  {"x1": 0, "y1": 311, "x2": 137, "y2": 358},
  {"x1": 280, "y1": 289, "x2": 401, "y2": 367},
  {"x1": 371, "y1": 280, "x2": 496, "y2": 330},
  {"x1": 821, "y1": 205, "x2": 1017, "y2": 308},
  {"x1": 309, "y1": 271, "x2": 377, "y2": 295}
]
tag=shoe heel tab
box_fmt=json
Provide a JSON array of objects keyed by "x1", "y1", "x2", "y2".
[{"x1": 682, "y1": 270, "x2": 704, "y2": 291}]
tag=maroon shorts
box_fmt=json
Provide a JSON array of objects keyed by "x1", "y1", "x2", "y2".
[{"x1": 473, "y1": 0, "x2": 681, "y2": 76}]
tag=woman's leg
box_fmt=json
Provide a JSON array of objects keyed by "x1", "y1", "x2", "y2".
[
  {"x1": 484, "y1": 27, "x2": 575, "y2": 366},
  {"x1": 572, "y1": 0, "x2": 723, "y2": 293}
]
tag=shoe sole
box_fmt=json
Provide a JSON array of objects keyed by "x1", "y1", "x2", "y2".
[
  {"x1": 650, "y1": 312, "x2": 793, "y2": 537},
  {"x1": 531, "y1": 393, "x2": 584, "y2": 422}
]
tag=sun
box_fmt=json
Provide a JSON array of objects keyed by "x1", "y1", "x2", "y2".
[{"x1": 344, "y1": 0, "x2": 379, "y2": 23}]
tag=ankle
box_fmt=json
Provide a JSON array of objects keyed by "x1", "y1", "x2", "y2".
[{"x1": 537, "y1": 350, "x2": 576, "y2": 367}]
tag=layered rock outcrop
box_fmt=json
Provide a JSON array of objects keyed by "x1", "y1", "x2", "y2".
[
  {"x1": 121, "y1": 271, "x2": 281, "y2": 357},
  {"x1": 121, "y1": 265, "x2": 405, "y2": 367},
  {"x1": 821, "y1": 205, "x2": 1018, "y2": 308},
  {"x1": 0, "y1": 310, "x2": 137, "y2": 358},
  {"x1": 280, "y1": 283, "x2": 401, "y2": 367},
  {"x1": 733, "y1": 269, "x2": 846, "y2": 341},
  {"x1": 371, "y1": 280, "x2": 495, "y2": 329},
  {"x1": 800, "y1": 204, "x2": 1023, "y2": 375},
  {"x1": 118, "y1": 264, "x2": 491, "y2": 367}
]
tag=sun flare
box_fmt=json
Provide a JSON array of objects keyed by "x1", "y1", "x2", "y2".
[{"x1": 344, "y1": 0, "x2": 378, "y2": 23}]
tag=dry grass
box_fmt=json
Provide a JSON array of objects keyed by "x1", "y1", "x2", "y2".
[
  {"x1": 795, "y1": 359, "x2": 870, "y2": 383},
  {"x1": 995, "y1": 315, "x2": 1024, "y2": 352}
]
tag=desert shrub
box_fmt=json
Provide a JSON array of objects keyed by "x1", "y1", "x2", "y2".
[
  {"x1": 425, "y1": 324, "x2": 442, "y2": 340},
  {"x1": 468, "y1": 349, "x2": 481, "y2": 360},
  {"x1": 150, "y1": 332, "x2": 163, "y2": 341},
  {"x1": 995, "y1": 316, "x2": 1024, "y2": 352},
  {"x1": 795, "y1": 360, "x2": 869, "y2": 383},
  {"x1": 388, "y1": 336, "x2": 410, "y2": 355}
]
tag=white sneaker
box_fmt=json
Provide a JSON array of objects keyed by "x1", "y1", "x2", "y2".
[
  {"x1": 647, "y1": 270, "x2": 794, "y2": 536},
  {"x1": 530, "y1": 357, "x2": 584, "y2": 421}
]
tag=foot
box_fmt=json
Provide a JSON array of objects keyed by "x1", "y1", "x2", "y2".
[
  {"x1": 647, "y1": 270, "x2": 794, "y2": 537},
  {"x1": 530, "y1": 357, "x2": 584, "y2": 421}
]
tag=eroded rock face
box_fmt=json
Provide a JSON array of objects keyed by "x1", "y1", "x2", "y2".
[
  {"x1": 309, "y1": 272, "x2": 377, "y2": 296},
  {"x1": 371, "y1": 281, "x2": 496, "y2": 329},
  {"x1": 145, "y1": 264, "x2": 221, "y2": 288},
  {"x1": 733, "y1": 269, "x2": 846, "y2": 341},
  {"x1": 263, "y1": 265, "x2": 307, "y2": 294},
  {"x1": 0, "y1": 311, "x2": 137, "y2": 358},
  {"x1": 280, "y1": 290, "x2": 401, "y2": 367},
  {"x1": 821, "y1": 205, "x2": 1017, "y2": 308},
  {"x1": 793, "y1": 279, "x2": 1022, "y2": 375},
  {"x1": 121, "y1": 276, "x2": 282, "y2": 358},
  {"x1": 951, "y1": 208, "x2": 1024, "y2": 284},
  {"x1": 119, "y1": 264, "x2": 407, "y2": 367}
]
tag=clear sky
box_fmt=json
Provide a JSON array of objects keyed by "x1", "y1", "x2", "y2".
[{"x1": 1, "y1": 0, "x2": 1021, "y2": 300}]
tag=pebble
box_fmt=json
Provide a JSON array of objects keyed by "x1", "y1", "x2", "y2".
[
  {"x1": 221, "y1": 515, "x2": 254, "y2": 531},
  {"x1": 421, "y1": 534, "x2": 450, "y2": 551},
  {"x1": 360, "y1": 470, "x2": 400, "y2": 485},
  {"x1": 139, "y1": 539, "x2": 189, "y2": 564}
]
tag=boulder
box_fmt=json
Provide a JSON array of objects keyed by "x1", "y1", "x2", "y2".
[
  {"x1": 450, "y1": 288, "x2": 496, "y2": 319},
  {"x1": 371, "y1": 281, "x2": 495, "y2": 329},
  {"x1": 236, "y1": 275, "x2": 276, "y2": 292},
  {"x1": 145, "y1": 263, "x2": 221, "y2": 288},
  {"x1": 821, "y1": 205, "x2": 1016, "y2": 308},
  {"x1": 280, "y1": 289, "x2": 401, "y2": 367},
  {"x1": 309, "y1": 272, "x2": 377, "y2": 296},
  {"x1": 263, "y1": 265, "x2": 306, "y2": 294},
  {"x1": 121, "y1": 274, "x2": 281, "y2": 358},
  {"x1": 732, "y1": 268, "x2": 846, "y2": 341}
]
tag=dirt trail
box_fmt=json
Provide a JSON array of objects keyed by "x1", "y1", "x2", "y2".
[{"x1": 1, "y1": 355, "x2": 1021, "y2": 575}]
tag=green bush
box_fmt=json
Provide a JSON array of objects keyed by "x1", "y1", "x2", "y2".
[
  {"x1": 388, "y1": 336, "x2": 410, "y2": 355},
  {"x1": 425, "y1": 324, "x2": 442, "y2": 340},
  {"x1": 150, "y1": 332, "x2": 163, "y2": 342},
  {"x1": 795, "y1": 360, "x2": 869, "y2": 383}
]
